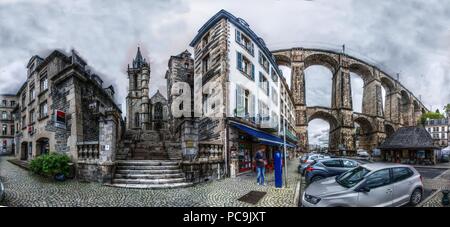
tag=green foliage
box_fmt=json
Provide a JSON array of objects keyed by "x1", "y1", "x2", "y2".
[
  {"x1": 30, "y1": 153, "x2": 71, "y2": 177},
  {"x1": 418, "y1": 111, "x2": 445, "y2": 125},
  {"x1": 444, "y1": 104, "x2": 450, "y2": 113}
]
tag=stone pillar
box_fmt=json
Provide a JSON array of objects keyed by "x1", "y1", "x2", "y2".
[
  {"x1": 181, "y1": 119, "x2": 198, "y2": 159},
  {"x1": 141, "y1": 66, "x2": 150, "y2": 130},
  {"x1": 362, "y1": 80, "x2": 384, "y2": 117},
  {"x1": 390, "y1": 93, "x2": 401, "y2": 125},
  {"x1": 291, "y1": 62, "x2": 308, "y2": 151},
  {"x1": 97, "y1": 112, "x2": 117, "y2": 183},
  {"x1": 384, "y1": 92, "x2": 393, "y2": 122}
]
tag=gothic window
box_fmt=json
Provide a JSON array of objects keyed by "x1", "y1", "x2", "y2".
[
  {"x1": 133, "y1": 74, "x2": 138, "y2": 90},
  {"x1": 134, "y1": 112, "x2": 140, "y2": 128},
  {"x1": 154, "y1": 103, "x2": 163, "y2": 120}
]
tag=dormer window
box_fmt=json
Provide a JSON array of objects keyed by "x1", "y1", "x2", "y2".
[{"x1": 235, "y1": 30, "x2": 254, "y2": 56}]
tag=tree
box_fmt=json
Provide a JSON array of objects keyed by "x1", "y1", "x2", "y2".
[
  {"x1": 419, "y1": 111, "x2": 445, "y2": 125},
  {"x1": 444, "y1": 104, "x2": 450, "y2": 115},
  {"x1": 436, "y1": 109, "x2": 440, "y2": 114}
]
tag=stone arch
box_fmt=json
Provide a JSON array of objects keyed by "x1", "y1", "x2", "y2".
[
  {"x1": 307, "y1": 109, "x2": 338, "y2": 130},
  {"x1": 380, "y1": 76, "x2": 395, "y2": 93},
  {"x1": 349, "y1": 63, "x2": 373, "y2": 85},
  {"x1": 273, "y1": 53, "x2": 291, "y2": 67},
  {"x1": 413, "y1": 100, "x2": 421, "y2": 125},
  {"x1": 400, "y1": 90, "x2": 411, "y2": 112},
  {"x1": 303, "y1": 53, "x2": 339, "y2": 74}
]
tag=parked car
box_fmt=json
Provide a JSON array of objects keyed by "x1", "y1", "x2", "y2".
[
  {"x1": 298, "y1": 153, "x2": 331, "y2": 175},
  {"x1": 357, "y1": 150, "x2": 370, "y2": 158},
  {"x1": 441, "y1": 154, "x2": 449, "y2": 163},
  {"x1": 302, "y1": 163, "x2": 423, "y2": 207},
  {"x1": 304, "y1": 158, "x2": 360, "y2": 184},
  {"x1": 0, "y1": 180, "x2": 5, "y2": 203}
]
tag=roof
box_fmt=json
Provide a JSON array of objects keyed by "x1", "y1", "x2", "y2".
[
  {"x1": 378, "y1": 127, "x2": 437, "y2": 150},
  {"x1": 189, "y1": 9, "x2": 282, "y2": 76}
]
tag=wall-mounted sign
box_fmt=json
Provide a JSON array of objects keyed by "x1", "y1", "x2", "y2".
[{"x1": 55, "y1": 110, "x2": 66, "y2": 129}]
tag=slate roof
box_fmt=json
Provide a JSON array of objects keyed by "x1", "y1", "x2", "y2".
[{"x1": 378, "y1": 127, "x2": 437, "y2": 150}]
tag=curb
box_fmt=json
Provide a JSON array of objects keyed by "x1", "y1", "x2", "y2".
[
  {"x1": 293, "y1": 181, "x2": 300, "y2": 207},
  {"x1": 413, "y1": 166, "x2": 450, "y2": 170},
  {"x1": 419, "y1": 189, "x2": 441, "y2": 207}
]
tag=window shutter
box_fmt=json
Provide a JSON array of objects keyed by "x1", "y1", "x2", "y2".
[
  {"x1": 251, "y1": 43, "x2": 254, "y2": 55},
  {"x1": 236, "y1": 85, "x2": 244, "y2": 117},
  {"x1": 250, "y1": 93, "x2": 255, "y2": 122},
  {"x1": 236, "y1": 30, "x2": 241, "y2": 44},
  {"x1": 251, "y1": 64, "x2": 255, "y2": 80},
  {"x1": 237, "y1": 52, "x2": 242, "y2": 71}
]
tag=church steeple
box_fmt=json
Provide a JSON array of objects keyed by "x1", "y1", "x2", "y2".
[{"x1": 133, "y1": 46, "x2": 147, "y2": 68}]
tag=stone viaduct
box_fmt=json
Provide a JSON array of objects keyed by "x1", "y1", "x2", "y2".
[{"x1": 272, "y1": 48, "x2": 428, "y2": 154}]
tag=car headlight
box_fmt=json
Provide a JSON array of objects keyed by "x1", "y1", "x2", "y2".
[{"x1": 304, "y1": 194, "x2": 321, "y2": 205}]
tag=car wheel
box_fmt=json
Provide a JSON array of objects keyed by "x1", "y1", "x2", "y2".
[
  {"x1": 311, "y1": 176, "x2": 324, "y2": 183},
  {"x1": 409, "y1": 188, "x2": 422, "y2": 206}
]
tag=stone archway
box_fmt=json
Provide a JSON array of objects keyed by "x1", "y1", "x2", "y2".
[
  {"x1": 36, "y1": 137, "x2": 50, "y2": 156},
  {"x1": 385, "y1": 124, "x2": 395, "y2": 138},
  {"x1": 354, "y1": 116, "x2": 375, "y2": 151}
]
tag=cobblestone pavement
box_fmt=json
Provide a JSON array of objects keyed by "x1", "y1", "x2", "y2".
[
  {"x1": 0, "y1": 156, "x2": 300, "y2": 207},
  {"x1": 420, "y1": 169, "x2": 450, "y2": 207}
]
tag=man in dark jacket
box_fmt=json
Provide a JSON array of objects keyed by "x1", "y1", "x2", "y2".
[{"x1": 255, "y1": 145, "x2": 267, "y2": 185}]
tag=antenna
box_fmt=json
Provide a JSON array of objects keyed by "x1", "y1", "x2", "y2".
[{"x1": 342, "y1": 44, "x2": 345, "y2": 54}]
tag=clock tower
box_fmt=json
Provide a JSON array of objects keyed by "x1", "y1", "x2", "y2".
[{"x1": 126, "y1": 46, "x2": 151, "y2": 130}]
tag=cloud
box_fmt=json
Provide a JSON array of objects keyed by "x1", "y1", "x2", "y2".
[{"x1": 0, "y1": 0, "x2": 448, "y2": 125}]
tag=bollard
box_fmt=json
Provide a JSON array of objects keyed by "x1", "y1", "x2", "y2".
[{"x1": 442, "y1": 190, "x2": 449, "y2": 206}]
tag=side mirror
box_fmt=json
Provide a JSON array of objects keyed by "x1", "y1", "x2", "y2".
[{"x1": 356, "y1": 185, "x2": 371, "y2": 193}]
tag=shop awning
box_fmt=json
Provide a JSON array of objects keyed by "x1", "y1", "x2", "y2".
[
  {"x1": 285, "y1": 129, "x2": 299, "y2": 142},
  {"x1": 230, "y1": 121, "x2": 296, "y2": 148}
]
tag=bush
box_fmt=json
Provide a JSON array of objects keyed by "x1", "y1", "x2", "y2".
[{"x1": 30, "y1": 153, "x2": 71, "y2": 177}]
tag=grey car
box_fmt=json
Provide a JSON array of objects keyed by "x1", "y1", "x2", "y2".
[
  {"x1": 302, "y1": 163, "x2": 424, "y2": 207},
  {"x1": 298, "y1": 154, "x2": 330, "y2": 175},
  {"x1": 304, "y1": 158, "x2": 359, "y2": 184}
]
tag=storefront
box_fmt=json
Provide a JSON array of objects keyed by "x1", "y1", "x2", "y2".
[{"x1": 230, "y1": 121, "x2": 296, "y2": 175}]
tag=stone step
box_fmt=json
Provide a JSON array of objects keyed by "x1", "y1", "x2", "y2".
[
  {"x1": 116, "y1": 165, "x2": 180, "y2": 170},
  {"x1": 112, "y1": 178, "x2": 186, "y2": 185},
  {"x1": 105, "y1": 182, "x2": 193, "y2": 189},
  {"x1": 116, "y1": 169, "x2": 182, "y2": 174},
  {"x1": 114, "y1": 173, "x2": 184, "y2": 179},
  {"x1": 116, "y1": 160, "x2": 179, "y2": 166}
]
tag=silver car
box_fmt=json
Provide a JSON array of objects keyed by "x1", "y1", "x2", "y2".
[{"x1": 302, "y1": 163, "x2": 423, "y2": 207}]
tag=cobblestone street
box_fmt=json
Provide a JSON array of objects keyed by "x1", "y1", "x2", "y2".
[{"x1": 0, "y1": 156, "x2": 300, "y2": 207}]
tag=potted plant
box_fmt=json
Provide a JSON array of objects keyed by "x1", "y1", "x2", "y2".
[{"x1": 30, "y1": 152, "x2": 71, "y2": 181}]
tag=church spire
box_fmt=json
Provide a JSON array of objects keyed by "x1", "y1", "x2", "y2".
[{"x1": 133, "y1": 46, "x2": 147, "y2": 68}]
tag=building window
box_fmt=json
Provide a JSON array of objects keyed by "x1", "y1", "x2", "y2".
[
  {"x1": 22, "y1": 93, "x2": 26, "y2": 106},
  {"x1": 133, "y1": 74, "x2": 138, "y2": 90},
  {"x1": 235, "y1": 30, "x2": 254, "y2": 55},
  {"x1": 258, "y1": 100, "x2": 269, "y2": 123},
  {"x1": 1, "y1": 111, "x2": 7, "y2": 120},
  {"x1": 258, "y1": 51, "x2": 269, "y2": 73},
  {"x1": 236, "y1": 85, "x2": 254, "y2": 120},
  {"x1": 29, "y1": 85, "x2": 35, "y2": 102},
  {"x1": 1, "y1": 100, "x2": 6, "y2": 107},
  {"x1": 271, "y1": 87, "x2": 278, "y2": 105},
  {"x1": 39, "y1": 101, "x2": 48, "y2": 118},
  {"x1": 134, "y1": 112, "x2": 140, "y2": 128},
  {"x1": 2, "y1": 124, "x2": 6, "y2": 136},
  {"x1": 40, "y1": 76, "x2": 48, "y2": 92},
  {"x1": 442, "y1": 126, "x2": 445, "y2": 132},
  {"x1": 29, "y1": 109, "x2": 35, "y2": 124},
  {"x1": 236, "y1": 52, "x2": 254, "y2": 80},
  {"x1": 271, "y1": 67, "x2": 278, "y2": 83},
  {"x1": 10, "y1": 101, "x2": 15, "y2": 107},
  {"x1": 202, "y1": 54, "x2": 210, "y2": 74},
  {"x1": 202, "y1": 32, "x2": 210, "y2": 47},
  {"x1": 10, "y1": 125, "x2": 14, "y2": 135},
  {"x1": 259, "y1": 72, "x2": 269, "y2": 96},
  {"x1": 22, "y1": 115, "x2": 26, "y2": 128}
]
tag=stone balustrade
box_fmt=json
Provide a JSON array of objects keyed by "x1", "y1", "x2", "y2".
[{"x1": 76, "y1": 141, "x2": 100, "y2": 161}]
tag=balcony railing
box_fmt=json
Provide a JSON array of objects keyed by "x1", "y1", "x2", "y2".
[{"x1": 76, "y1": 141, "x2": 100, "y2": 161}]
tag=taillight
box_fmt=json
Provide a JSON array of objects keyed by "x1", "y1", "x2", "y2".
[{"x1": 306, "y1": 166, "x2": 314, "y2": 172}]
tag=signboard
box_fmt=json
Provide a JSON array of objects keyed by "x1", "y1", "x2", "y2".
[{"x1": 55, "y1": 110, "x2": 66, "y2": 129}]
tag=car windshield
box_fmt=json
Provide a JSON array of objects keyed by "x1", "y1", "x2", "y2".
[{"x1": 336, "y1": 166, "x2": 371, "y2": 188}]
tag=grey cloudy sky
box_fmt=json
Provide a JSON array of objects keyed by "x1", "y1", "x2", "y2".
[{"x1": 1, "y1": 0, "x2": 449, "y2": 144}]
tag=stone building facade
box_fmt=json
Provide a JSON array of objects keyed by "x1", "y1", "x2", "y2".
[
  {"x1": 425, "y1": 118, "x2": 449, "y2": 148},
  {"x1": 187, "y1": 10, "x2": 297, "y2": 179},
  {"x1": 0, "y1": 94, "x2": 18, "y2": 155},
  {"x1": 13, "y1": 50, "x2": 123, "y2": 182}
]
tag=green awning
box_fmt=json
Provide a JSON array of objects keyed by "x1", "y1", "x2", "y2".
[{"x1": 286, "y1": 130, "x2": 299, "y2": 142}]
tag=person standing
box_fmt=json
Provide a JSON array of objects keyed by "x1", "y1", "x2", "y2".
[{"x1": 255, "y1": 145, "x2": 267, "y2": 186}]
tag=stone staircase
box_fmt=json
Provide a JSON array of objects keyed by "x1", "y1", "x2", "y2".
[
  {"x1": 111, "y1": 130, "x2": 189, "y2": 189},
  {"x1": 107, "y1": 160, "x2": 192, "y2": 189}
]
